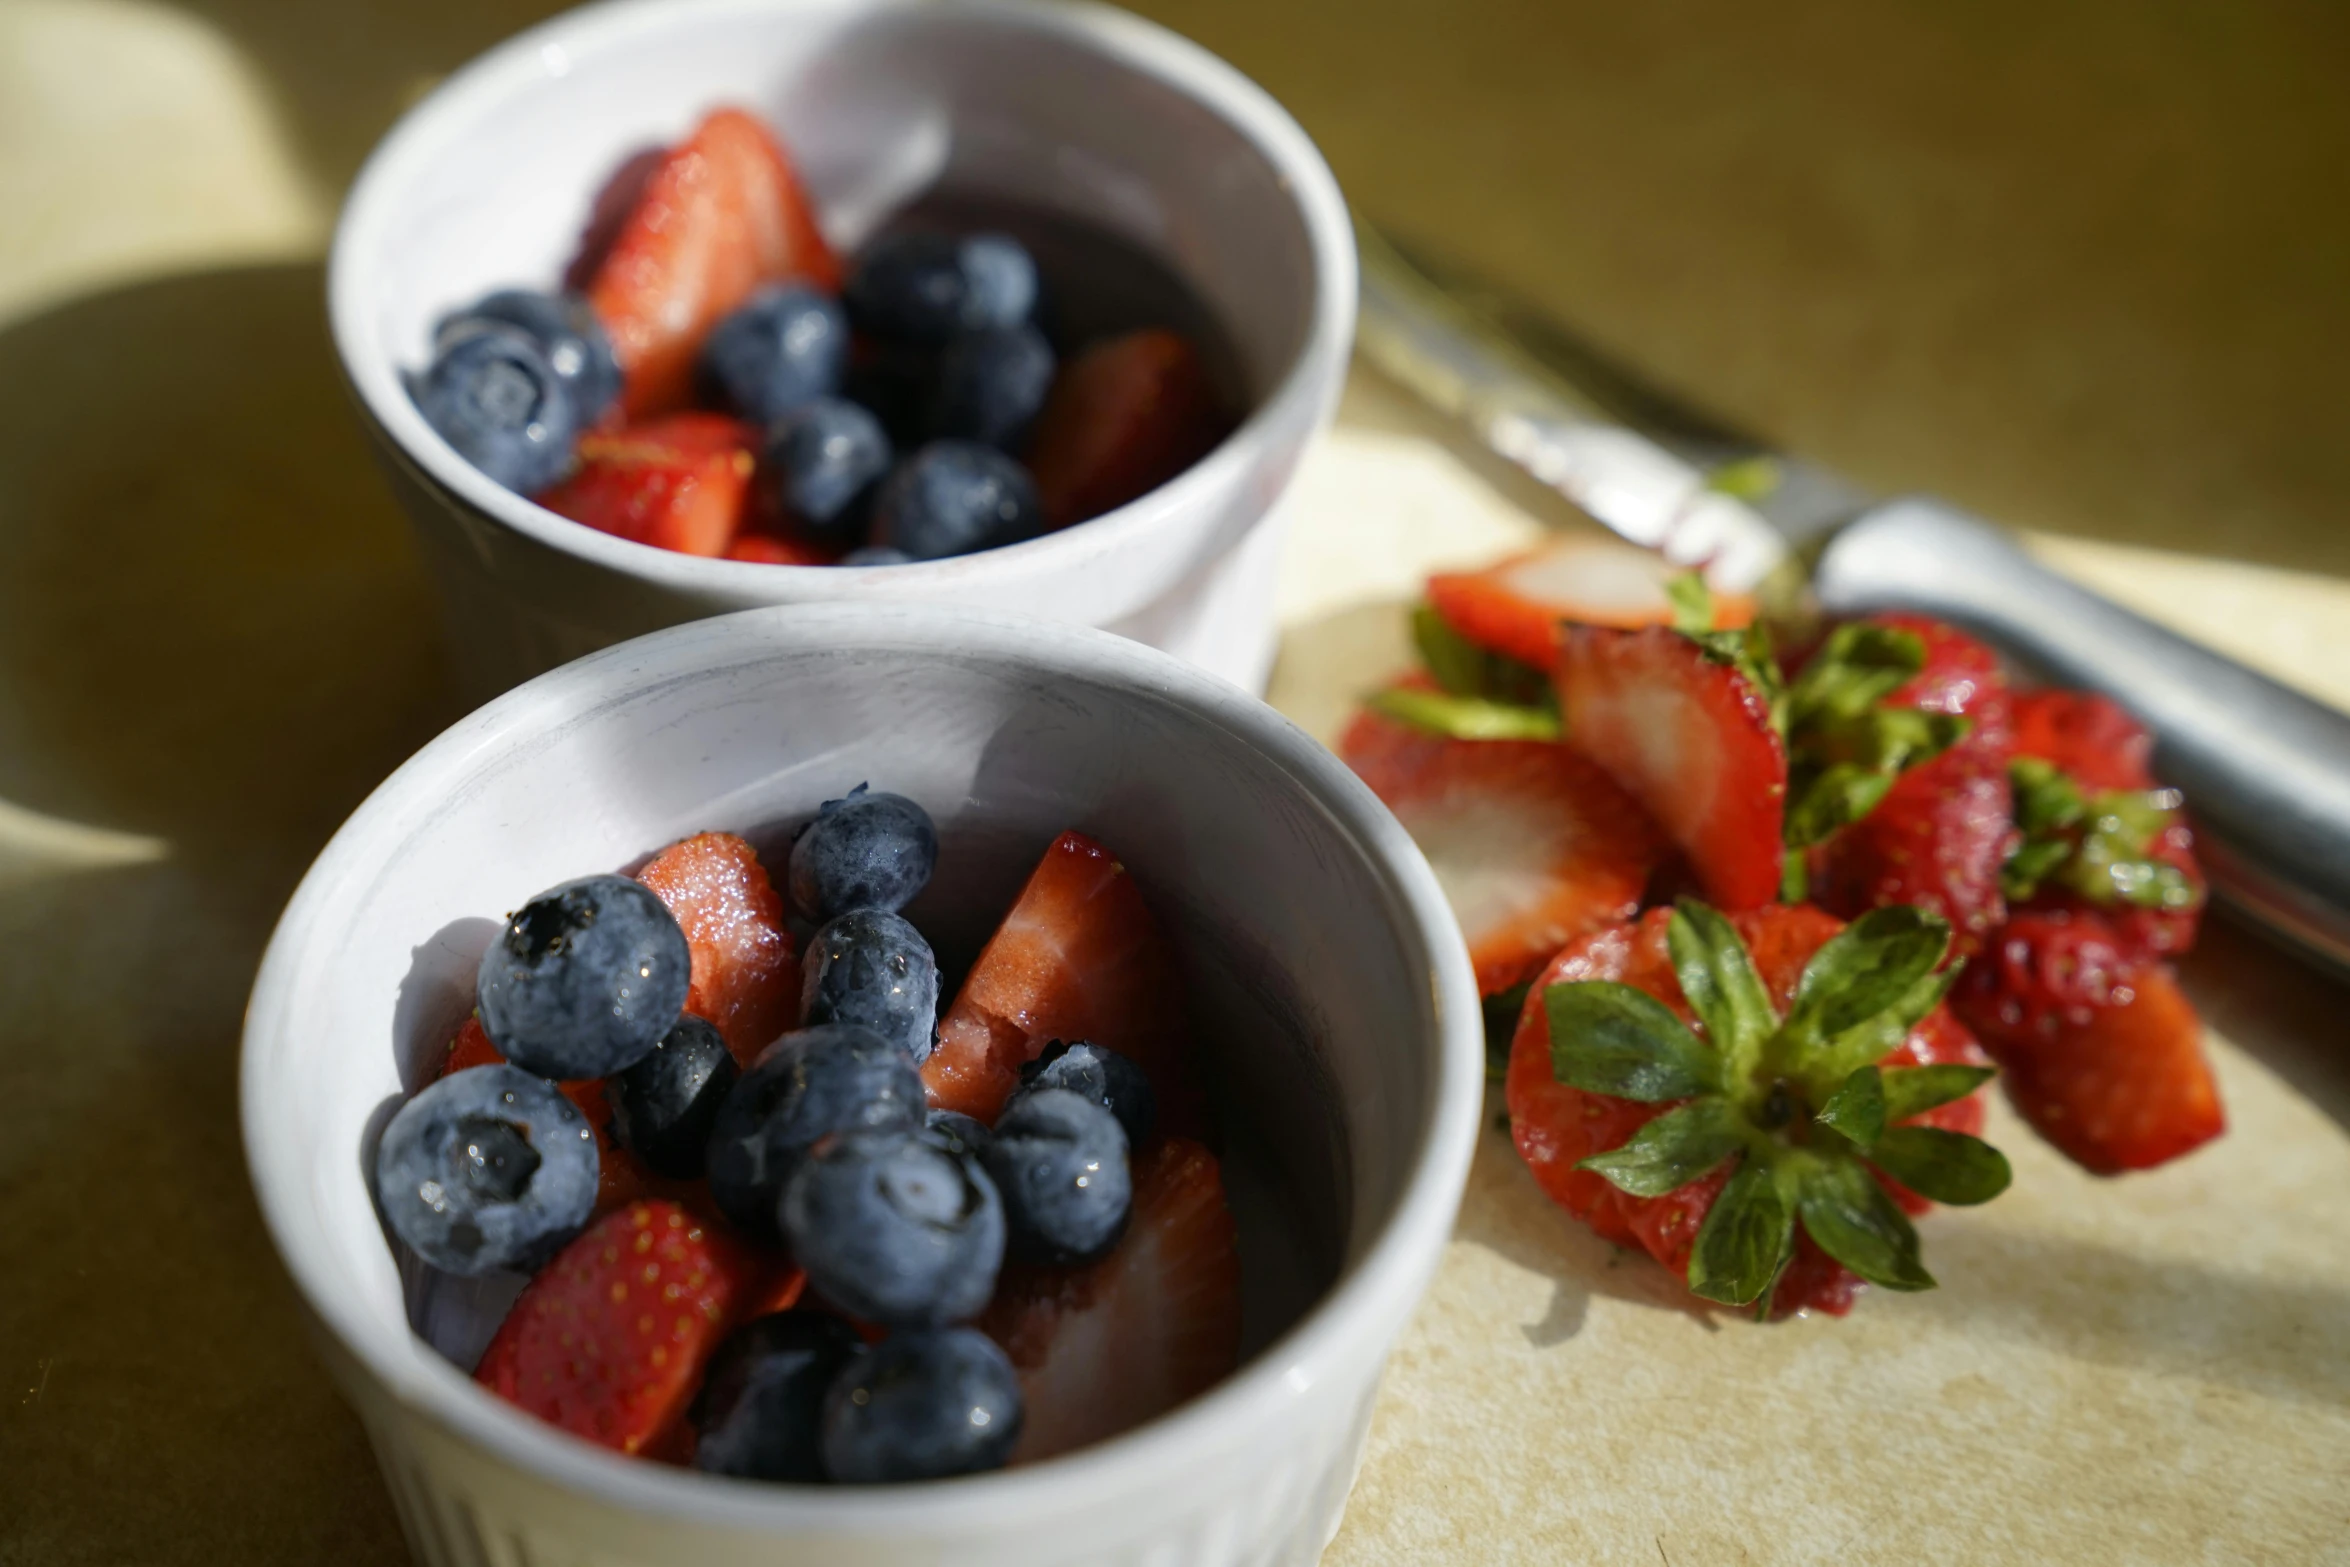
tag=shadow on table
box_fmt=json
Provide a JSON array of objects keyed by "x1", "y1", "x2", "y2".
[{"x1": 0, "y1": 261, "x2": 458, "y2": 1566}]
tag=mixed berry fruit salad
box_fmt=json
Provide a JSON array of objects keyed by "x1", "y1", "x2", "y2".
[
  {"x1": 1342, "y1": 536, "x2": 2224, "y2": 1316},
  {"x1": 372, "y1": 787, "x2": 1239, "y2": 1480},
  {"x1": 408, "y1": 107, "x2": 1234, "y2": 566}
]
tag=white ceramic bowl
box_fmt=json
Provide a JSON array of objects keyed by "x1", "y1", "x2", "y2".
[
  {"x1": 242, "y1": 603, "x2": 1480, "y2": 1567},
  {"x1": 330, "y1": 0, "x2": 1354, "y2": 701}
]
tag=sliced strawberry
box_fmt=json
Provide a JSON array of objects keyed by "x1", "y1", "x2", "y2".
[
  {"x1": 437, "y1": 1016, "x2": 689, "y2": 1219},
  {"x1": 1026, "y1": 329, "x2": 1225, "y2": 529},
  {"x1": 586, "y1": 107, "x2": 838, "y2": 417},
  {"x1": 1506, "y1": 904, "x2": 1994, "y2": 1316},
  {"x1": 978, "y1": 1137, "x2": 1241, "y2": 1462},
  {"x1": 1953, "y1": 909, "x2": 2223, "y2": 1172},
  {"x1": 722, "y1": 531, "x2": 832, "y2": 565},
  {"x1": 1338, "y1": 690, "x2": 1666, "y2": 994},
  {"x1": 1803, "y1": 616, "x2": 2016, "y2": 953},
  {"x1": 2007, "y1": 689, "x2": 2204, "y2": 959},
  {"x1": 1426, "y1": 538, "x2": 1755, "y2": 671},
  {"x1": 925, "y1": 831, "x2": 1200, "y2": 1133},
  {"x1": 636, "y1": 831, "x2": 797, "y2": 1067},
  {"x1": 476, "y1": 1200, "x2": 772, "y2": 1457},
  {"x1": 537, "y1": 414, "x2": 758, "y2": 557},
  {"x1": 1554, "y1": 625, "x2": 1786, "y2": 910}
]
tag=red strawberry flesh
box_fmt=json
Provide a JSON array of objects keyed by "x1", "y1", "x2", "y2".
[
  {"x1": 1554, "y1": 624, "x2": 1787, "y2": 911},
  {"x1": 1426, "y1": 538, "x2": 1755, "y2": 670},
  {"x1": 979, "y1": 1137, "x2": 1241, "y2": 1463},
  {"x1": 586, "y1": 107, "x2": 838, "y2": 417},
  {"x1": 925, "y1": 831, "x2": 1201, "y2": 1132},
  {"x1": 475, "y1": 1200, "x2": 767, "y2": 1456},
  {"x1": 1339, "y1": 690, "x2": 1665, "y2": 994},
  {"x1": 1026, "y1": 329, "x2": 1224, "y2": 530},
  {"x1": 636, "y1": 831, "x2": 797, "y2": 1067},
  {"x1": 537, "y1": 414, "x2": 758, "y2": 558}
]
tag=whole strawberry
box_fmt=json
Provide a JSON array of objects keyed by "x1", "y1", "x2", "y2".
[
  {"x1": 2002, "y1": 689, "x2": 2205, "y2": 962},
  {"x1": 1798, "y1": 615, "x2": 2017, "y2": 954},
  {"x1": 1508, "y1": 900, "x2": 2007, "y2": 1315}
]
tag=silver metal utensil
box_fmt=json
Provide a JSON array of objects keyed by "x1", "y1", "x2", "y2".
[{"x1": 1354, "y1": 219, "x2": 2350, "y2": 974}]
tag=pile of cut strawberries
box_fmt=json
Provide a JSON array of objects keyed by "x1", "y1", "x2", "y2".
[
  {"x1": 425, "y1": 826, "x2": 1239, "y2": 1469},
  {"x1": 1343, "y1": 536, "x2": 2225, "y2": 1317}
]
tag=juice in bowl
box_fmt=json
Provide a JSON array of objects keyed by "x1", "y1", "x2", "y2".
[
  {"x1": 241, "y1": 604, "x2": 1481, "y2": 1566},
  {"x1": 329, "y1": 0, "x2": 1354, "y2": 698}
]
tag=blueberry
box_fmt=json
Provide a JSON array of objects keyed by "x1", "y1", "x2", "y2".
[
  {"x1": 436, "y1": 288, "x2": 621, "y2": 428},
  {"x1": 925, "y1": 1110, "x2": 994, "y2": 1164},
  {"x1": 706, "y1": 1024, "x2": 926, "y2": 1246},
  {"x1": 956, "y1": 235, "x2": 1040, "y2": 334},
  {"x1": 820, "y1": 1329, "x2": 1023, "y2": 1483},
  {"x1": 373, "y1": 1064, "x2": 599, "y2": 1275},
  {"x1": 762, "y1": 397, "x2": 890, "y2": 543},
  {"x1": 413, "y1": 324, "x2": 581, "y2": 494},
  {"x1": 692, "y1": 1312, "x2": 864, "y2": 1481},
  {"x1": 869, "y1": 442, "x2": 1042, "y2": 561},
  {"x1": 787, "y1": 785, "x2": 939, "y2": 922},
  {"x1": 782, "y1": 1130, "x2": 1004, "y2": 1327},
  {"x1": 700, "y1": 285, "x2": 850, "y2": 423},
  {"x1": 840, "y1": 545, "x2": 913, "y2": 566},
  {"x1": 928, "y1": 326, "x2": 1055, "y2": 449},
  {"x1": 842, "y1": 353, "x2": 932, "y2": 447},
  {"x1": 801, "y1": 909, "x2": 939, "y2": 1065},
  {"x1": 982, "y1": 1089, "x2": 1131, "y2": 1266},
  {"x1": 608, "y1": 1014, "x2": 738, "y2": 1179},
  {"x1": 476, "y1": 875, "x2": 690, "y2": 1080},
  {"x1": 845, "y1": 232, "x2": 1038, "y2": 348},
  {"x1": 1014, "y1": 1040, "x2": 1157, "y2": 1149}
]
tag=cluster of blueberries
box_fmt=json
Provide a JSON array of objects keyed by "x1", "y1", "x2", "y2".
[
  {"x1": 412, "y1": 231, "x2": 1061, "y2": 564},
  {"x1": 372, "y1": 786, "x2": 1150, "y2": 1483}
]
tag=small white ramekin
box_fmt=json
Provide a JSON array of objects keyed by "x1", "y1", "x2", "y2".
[
  {"x1": 241, "y1": 604, "x2": 1480, "y2": 1567},
  {"x1": 329, "y1": 0, "x2": 1354, "y2": 700}
]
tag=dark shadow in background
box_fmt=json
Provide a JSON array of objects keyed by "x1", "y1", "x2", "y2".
[{"x1": 0, "y1": 262, "x2": 461, "y2": 1567}]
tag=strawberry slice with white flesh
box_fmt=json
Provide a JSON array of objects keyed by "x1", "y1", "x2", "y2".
[
  {"x1": 924, "y1": 831, "x2": 1202, "y2": 1133},
  {"x1": 1340, "y1": 690, "x2": 1666, "y2": 995},
  {"x1": 1426, "y1": 537, "x2": 1755, "y2": 670},
  {"x1": 1554, "y1": 623, "x2": 1788, "y2": 911},
  {"x1": 979, "y1": 1137, "x2": 1242, "y2": 1464}
]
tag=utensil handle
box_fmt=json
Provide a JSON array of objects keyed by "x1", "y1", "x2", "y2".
[{"x1": 1814, "y1": 498, "x2": 2350, "y2": 973}]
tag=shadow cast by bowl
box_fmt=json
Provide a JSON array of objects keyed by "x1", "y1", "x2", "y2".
[
  {"x1": 1448, "y1": 1112, "x2": 1720, "y2": 1348},
  {"x1": 0, "y1": 261, "x2": 459, "y2": 1566}
]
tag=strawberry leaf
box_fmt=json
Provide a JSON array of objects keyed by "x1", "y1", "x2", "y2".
[
  {"x1": 2001, "y1": 757, "x2": 2203, "y2": 913},
  {"x1": 1802, "y1": 966, "x2": 1959, "y2": 1090},
  {"x1": 1667, "y1": 899, "x2": 1778, "y2": 1076},
  {"x1": 1783, "y1": 762, "x2": 1897, "y2": 849},
  {"x1": 1576, "y1": 1096, "x2": 1746, "y2": 1196},
  {"x1": 1781, "y1": 624, "x2": 1969, "y2": 848},
  {"x1": 1665, "y1": 571, "x2": 1714, "y2": 635},
  {"x1": 1544, "y1": 981, "x2": 1722, "y2": 1102},
  {"x1": 1795, "y1": 1156, "x2": 1935, "y2": 1291},
  {"x1": 1365, "y1": 685, "x2": 1563, "y2": 742},
  {"x1": 1879, "y1": 1064, "x2": 1996, "y2": 1122},
  {"x1": 1482, "y1": 981, "x2": 1532, "y2": 1083},
  {"x1": 1686, "y1": 1156, "x2": 1796, "y2": 1306},
  {"x1": 1815, "y1": 1065, "x2": 1888, "y2": 1146},
  {"x1": 1868, "y1": 1126, "x2": 2013, "y2": 1206},
  {"x1": 1780, "y1": 905, "x2": 1951, "y2": 1065}
]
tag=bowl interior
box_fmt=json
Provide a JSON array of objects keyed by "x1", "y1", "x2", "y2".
[
  {"x1": 247, "y1": 609, "x2": 1451, "y2": 1455},
  {"x1": 343, "y1": 0, "x2": 1320, "y2": 422}
]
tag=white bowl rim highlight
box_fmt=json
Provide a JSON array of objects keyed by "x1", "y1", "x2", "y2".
[
  {"x1": 241, "y1": 602, "x2": 1481, "y2": 1528},
  {"x1": 328, "y1": 0, "x2": 1356, "y2": 592}
]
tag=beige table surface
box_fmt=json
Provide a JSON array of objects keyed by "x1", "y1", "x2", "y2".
[{"x1": 3, "y1": 2, "x2": 2347, "y2": 1562}]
